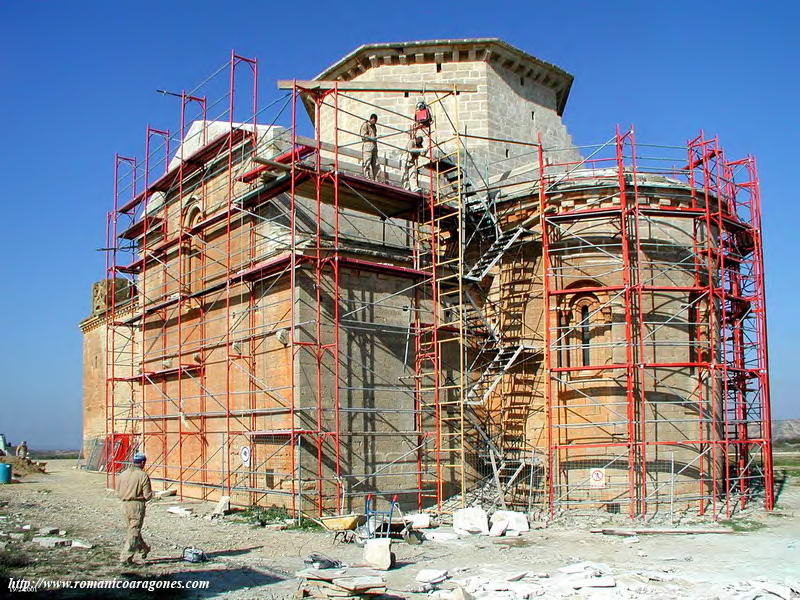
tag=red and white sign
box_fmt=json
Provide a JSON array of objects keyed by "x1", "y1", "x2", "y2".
[{"x1": 589, "y1": 468, "x2": 606, "y2": 489}]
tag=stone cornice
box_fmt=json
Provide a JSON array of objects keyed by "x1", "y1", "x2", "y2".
[
  {"x1": 79, "y1": 299, "x2": 138, "y2": 334},
  {"x1": 312, "y1": 38, "x2": 573, "y2": 115}
]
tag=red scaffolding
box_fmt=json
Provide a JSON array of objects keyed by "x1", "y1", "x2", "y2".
[
  {"x1": 539, "y1": 129, "x2": 773, "y2": 518},
  {"x1": 101, "y1": 51, "x2": 772, "y2": 521}
]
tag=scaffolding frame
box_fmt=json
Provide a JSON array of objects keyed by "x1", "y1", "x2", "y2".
[
  {"x1": 539, "y1": 129, "x2": 773, "y2": 519},
  {"x1": 101, "y1": 52, "x2": 772, "y2": 520}
]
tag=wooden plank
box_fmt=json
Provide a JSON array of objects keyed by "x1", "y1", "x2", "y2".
[
  {"x1": 591, "y1": 528, "x2": 735, "y2": 536},
  {"x1": 277, "y1": 80, "x2": 477, "y2": 93},
  {"x1": 294, "y1": 172, "x2": 421, "y2": 220}
]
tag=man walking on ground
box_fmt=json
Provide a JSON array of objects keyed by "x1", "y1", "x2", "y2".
[
  {"x1": 360, "y1": 113, "x2": 379, "y2": 179},
  {"x1": 116, "y1": 452, "x2": 152, "y2": 565},
  {"x1": 401, "y1": 136, "x2": 425, "y2": 192}
]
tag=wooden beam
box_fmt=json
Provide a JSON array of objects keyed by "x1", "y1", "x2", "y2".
[
  {"x1": 591, "y1": 528, "x2": 736, "y2": 536},
  {"x1": 276, "y1": 80, "x2": 477, "y2": 93}
]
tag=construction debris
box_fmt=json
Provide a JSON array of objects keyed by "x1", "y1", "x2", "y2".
[
  {"x1": 154, "y1": 489, "x2": 176, "y2": 499},
  {"x1": 362, "y1": 538, "x2": 393, "y2": 570},
  {"x1": 304, "y1": 554, "x2": 342, "y2": 570},
  {"x1": 167, "y1": 506, "x2": 193, "y2": 517},
  {"x1": 424, "y1": 530, "x2": 460, "y2": 543},
  {"x1": 489, "y1": 510, "x2": 529, "y2": 534},
  {"x1": 416, "y1": 568, "x2": 449, "y2": 584},
  {"x1": 488, "y1": 520, "x2": 508, "y2": 537},
  {"x1": 592, "y1": 527, "x2": 735, "y2": 536},
  {"x1": 38, "y1": 526, "x2": 58, "y2": 535},
  {"x1": 296, "y1": 568, "x2": 387, "y2": 598},
  {"x1": 210, "y1": 495, "x2": 231, "y2": 517},
  {"x1": 453, "y1": 507, "x2": 489, "y2": 536},
  {"x1": 31, "y1": 536, "x2": 70, "y2": 548},
  {"x1": 404, "y1": 512, "x2": 433, "y2": 529}
]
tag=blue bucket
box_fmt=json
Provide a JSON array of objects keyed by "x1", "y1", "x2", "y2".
[{"x1": 0, "y1": 463, "x2": 11, "y2": 484}]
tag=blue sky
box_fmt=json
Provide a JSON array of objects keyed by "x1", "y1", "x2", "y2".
[{"x1": 0, "y1": 2, "x2": 797, "y2": 450}]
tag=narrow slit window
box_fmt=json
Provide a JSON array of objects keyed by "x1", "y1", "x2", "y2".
[{"x1": 580, "y1": 305, "x2": 591, "y2": 366}]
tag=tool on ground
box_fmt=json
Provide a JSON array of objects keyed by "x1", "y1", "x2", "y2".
[{"x1": 182, "y1": 546, "x2": 207, "y2": 563}]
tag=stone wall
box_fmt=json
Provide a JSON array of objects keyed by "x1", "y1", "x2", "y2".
[
  {"x1": 315, "y1": 58, "x2": 580, "y2": 186},
  {"x1": 486, "y1": 175, "x2": 727, "y2": 512},
  {"x1": 80, "y1": 298, "x2": 138, "y2": 458}
]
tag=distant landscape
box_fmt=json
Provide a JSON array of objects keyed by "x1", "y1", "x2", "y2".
[
  {"x1": 774, "y1": 418, "x2": 800, "y2": 444},
  {"x1": 28, "y1": 449, "x2": 80, "y2": 460}
]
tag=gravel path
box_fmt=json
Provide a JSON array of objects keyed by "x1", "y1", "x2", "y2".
[{"x1": 1, "y1": 460, "x2": 799, "y2": 599}]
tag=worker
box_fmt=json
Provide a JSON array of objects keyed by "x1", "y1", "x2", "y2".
[
  {"x1": 15, "y1": 441, "x2": 28, "y2": 460},
  {"x1": 359, "y1": 113, "x2": 379, "y2": 179},
  {"x1": 413, "y1": 101, "x2": 432, "y2": 135},
  {"x1": 401, "y1": 136, "x2": 425, "y2": 192},
  {"x1": 117, "y1": 452, "x2": 152, "y2": 565}
]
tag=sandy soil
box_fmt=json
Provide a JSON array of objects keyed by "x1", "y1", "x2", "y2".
[{"x1": 0, "y1": 459, "x2": 798, "y2": 599}]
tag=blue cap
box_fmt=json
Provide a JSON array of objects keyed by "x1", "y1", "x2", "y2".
[{"x1": 132, "y1": 453, "x2": 146, "y2": 463}]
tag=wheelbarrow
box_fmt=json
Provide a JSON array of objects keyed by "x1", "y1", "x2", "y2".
[
  {"x1": 354, "y1": 494, "x2": 415, "y2": 544},
  {"x1": 313, "y1": 513, "x2": 367, "y2": 544}
]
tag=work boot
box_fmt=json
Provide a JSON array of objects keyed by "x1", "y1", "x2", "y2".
[{"x1": 141, "y1": 545, "x2": 151, "y2": 560}]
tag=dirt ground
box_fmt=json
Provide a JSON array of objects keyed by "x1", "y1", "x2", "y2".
[{"x1": 1, "y1": 459, "x2": 799, "y2": 599}]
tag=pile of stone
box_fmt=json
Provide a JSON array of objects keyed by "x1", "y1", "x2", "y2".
[
  {"x1": 719, "y1": 578, "x2": 800, "y2": 600},
  {"x1": 295, "y1": 568, "x2": 386, "y2": 598},
  {"x1": 430, "y1": 507, "x2": 531, "y2": 539},
  {"x1": 425, "y1": 563, "x2": 616, "y2": 599},
  {"x1": 0, "y1": 518, "x2": 93, "y2": 552}
]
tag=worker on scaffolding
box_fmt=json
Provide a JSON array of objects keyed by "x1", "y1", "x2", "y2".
[
  {"x1": 401, "y1": 136, "x2": 425, "y2": 192},
  {"x1": 412, "y1": 100, "x2": 432, "y2": 136},
  {"x1": 360, "y1": 113, "x2": 379, "y2": 179},
  {"x1": 117, "y1": 452, "x2": 152, "y2": 565}
]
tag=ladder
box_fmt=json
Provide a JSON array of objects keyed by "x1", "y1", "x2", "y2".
[
  {"x1": 414, "y1": 140, "x2": 468, "y2": 510},
  {"x1": 463, "y1": 287, "x2": 501, "y2": 343},
  {"x1": 465, "y1": 343, "x2": 538, "y2": 405},
  {"x1": 464, "y1": 226, "x2": 528, "y2": 282}
]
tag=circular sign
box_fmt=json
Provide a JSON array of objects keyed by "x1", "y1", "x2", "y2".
[
  {"x1": 589, "y1": 468, "x2": 606, "y2": 489},
  {"x1": 240, "y1": 446, "x2": 251, "y2": 467}
]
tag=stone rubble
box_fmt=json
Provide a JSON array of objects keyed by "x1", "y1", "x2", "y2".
[
  {"x1": 416, "y1": 568, "x2": 449, "y2": 584},
  {"x1": 32, "y1": 535, "x2": 70, "y2": 548},
  {"x1": 490, "y1": 510, "x2": 530, "y2": 534},
  {"x1": 453, "y1": 507, "x2": 490, "y2": 536},
  {"x1": 210, "y1": 495, "x2": 231, "y2": 518},
  {"x1": 166, "y1": 506, "x2": 193, "y2": 517},
  {"x1": 362, "y1": 538, "x2": 393, "y2": 570},
  {"x1": 404, "y1": 512, "x2": 433, "y2": 529},
  {"x1": 38, "y1": 526, "x2": 59, "y2": 535}
]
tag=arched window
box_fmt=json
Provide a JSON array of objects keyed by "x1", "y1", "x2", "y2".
[
  {"x1": 556, "y1": 283, "x2": 612, "y2": 374},
  {"x1": 183, "y1": 204, "x2": 203, "y2": 294},
  {"x1": 567, "y1": 296, "x2": 597, "y2": 369},
  {"x1": 580, "y1": 304, "x2": 591, "y2": 366}
]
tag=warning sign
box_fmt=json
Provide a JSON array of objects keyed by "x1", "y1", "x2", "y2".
[
  {"x1": 240, "y1": 446, "x2": 251, "y2": 467},
  {"x1": 589, "y1": 468, "x2": 606, "y2": 489}
]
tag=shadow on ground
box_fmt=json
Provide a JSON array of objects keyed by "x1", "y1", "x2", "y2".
[{"x1": 2, "y1": 563, "x2": 289, "y2": 600}]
